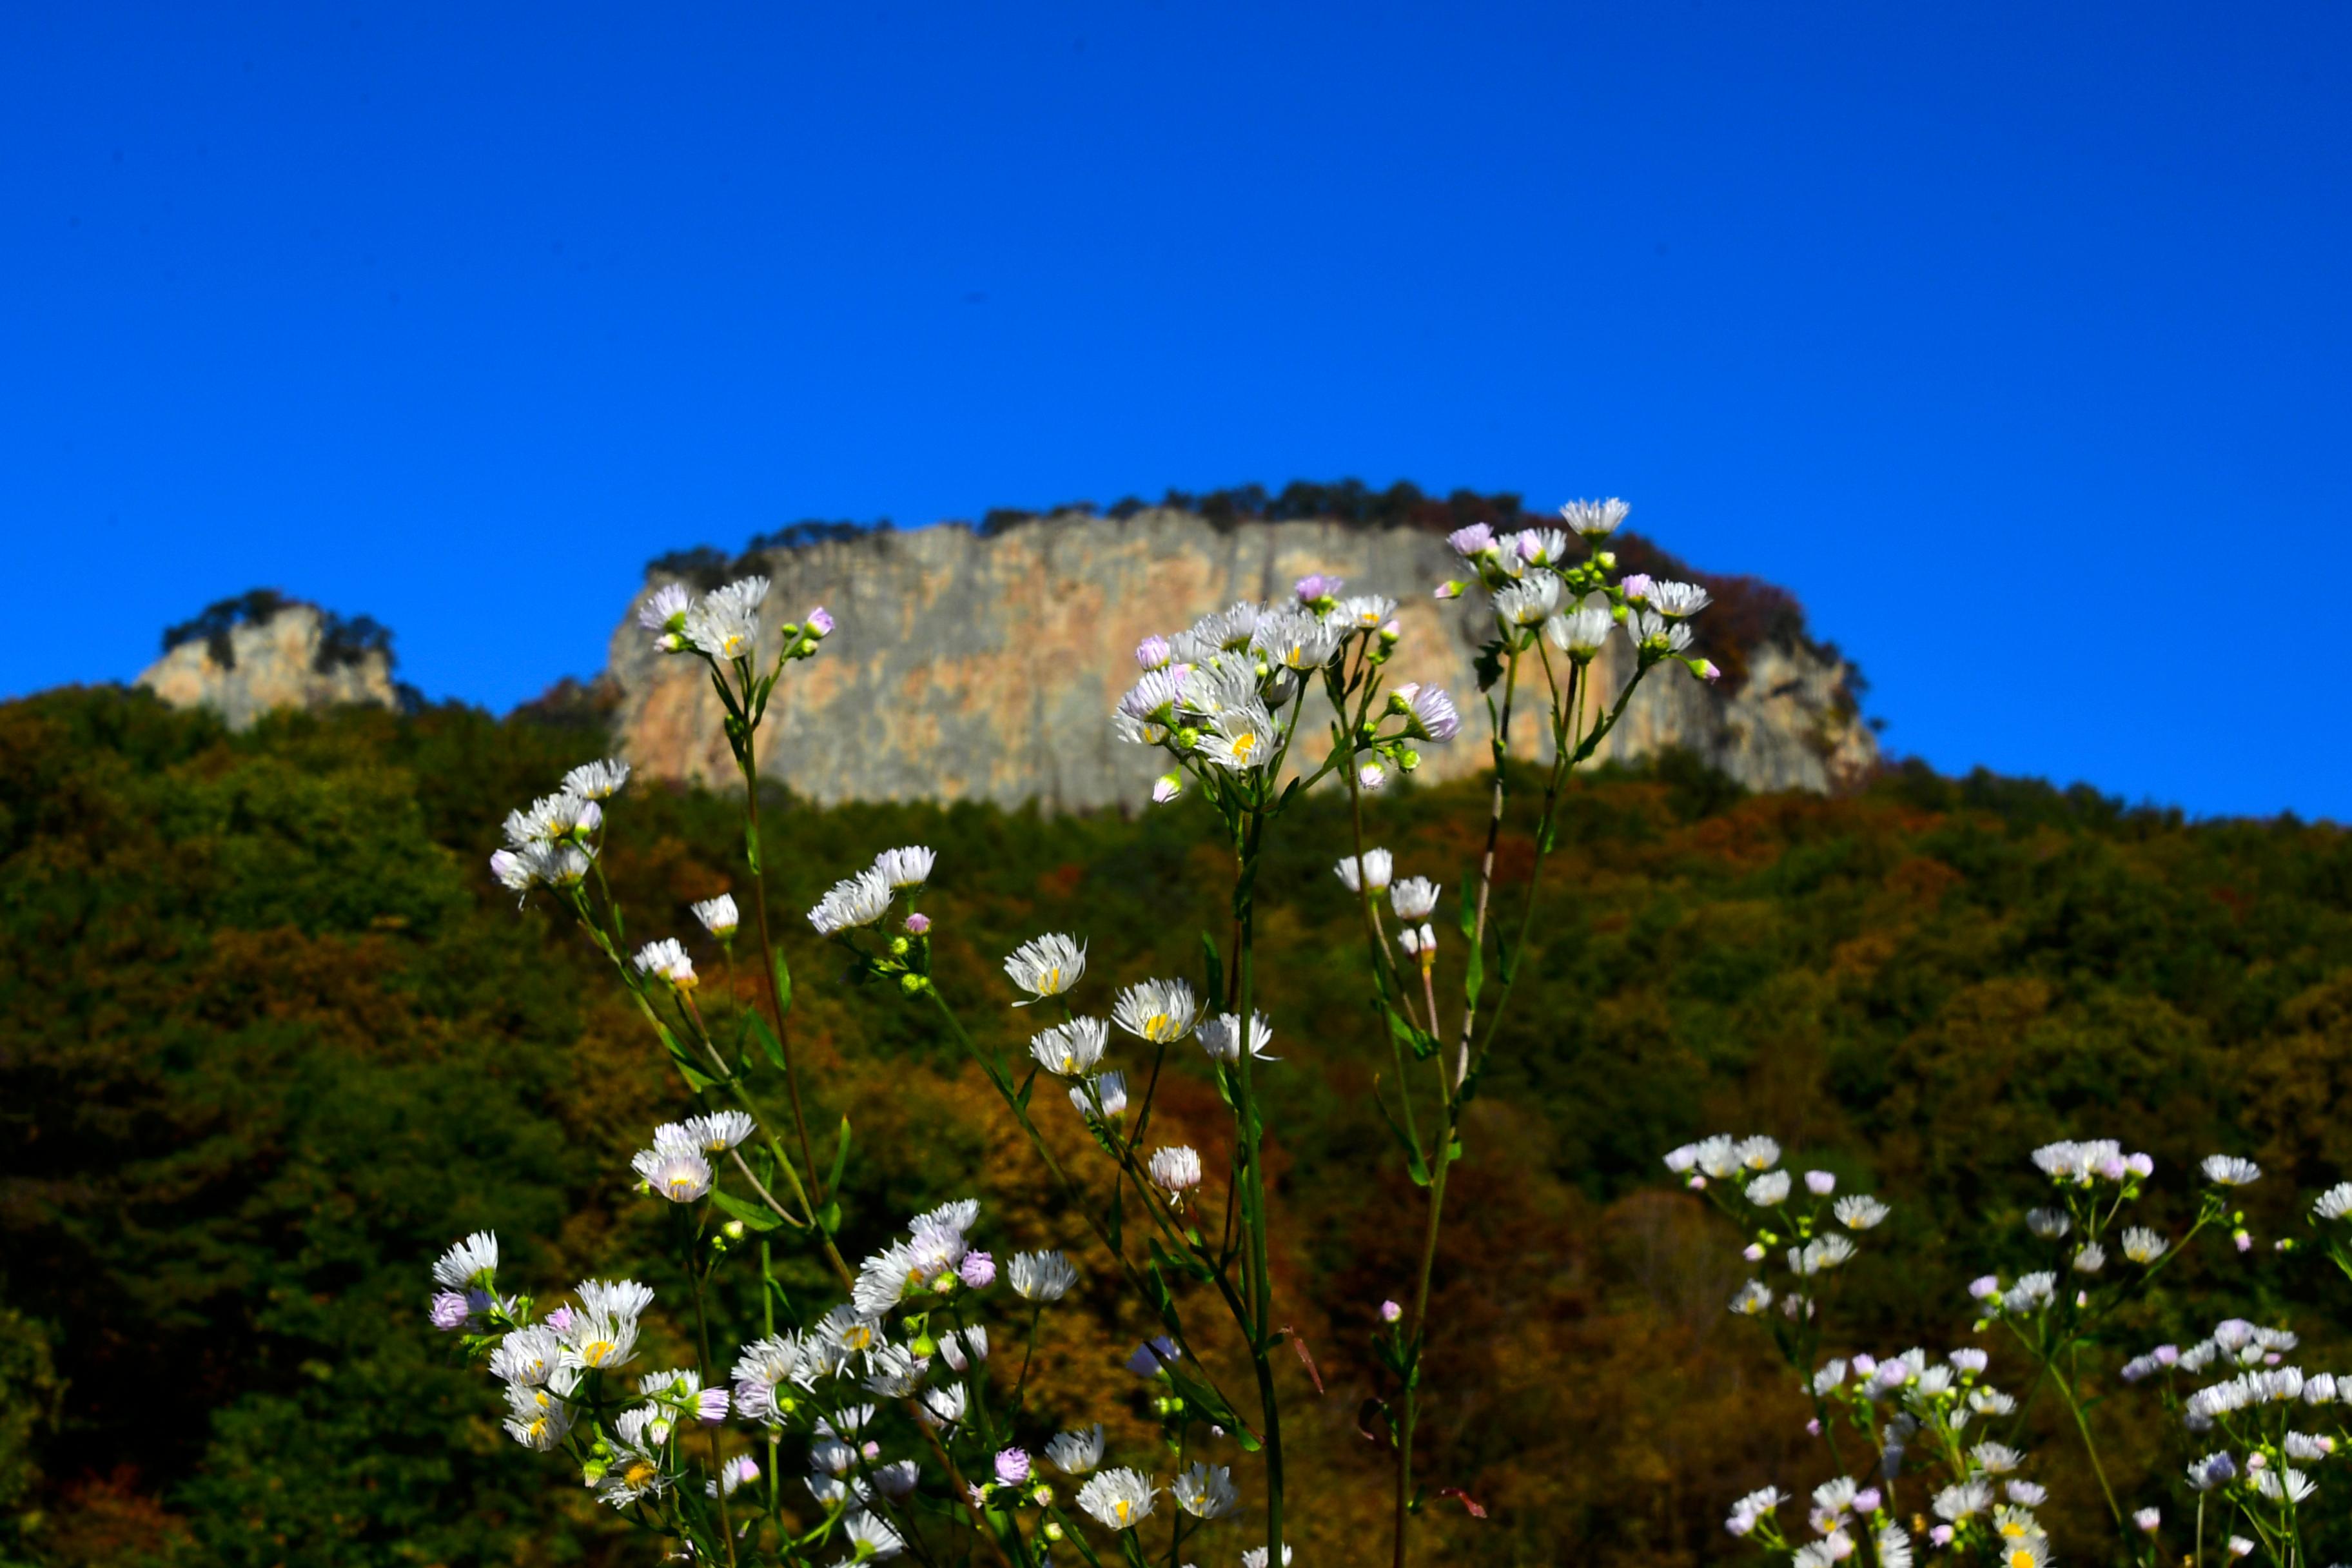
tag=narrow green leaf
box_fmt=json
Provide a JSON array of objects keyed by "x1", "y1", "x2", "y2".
[
  {"x1": 1463, "y1": 929, "x2": 1485, "y2": 1010},
  {"x1": 1199, "y1": 932, "x2": 1226, "y2": 1014},
  {"x1": 826, "y1": 1116, "x2": 852, "y2": 1197},
  {"x1": 710, "y1": 1190, "x2": 782, "y2": 1232},
  {"x1": 749, "y1": 1012, "x2": 787, "y2": 1073},
  {"x1": 769, "y1": 947, "x2": 794, "y2": 1017}
]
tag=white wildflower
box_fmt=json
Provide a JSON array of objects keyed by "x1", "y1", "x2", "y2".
[
  {"x1": 1004, "y1": 934, "x2": 1086, "y2": 1002},
  {"x1": 1008, "y1": 1250, "x2": 1079, "y2": 1303}
]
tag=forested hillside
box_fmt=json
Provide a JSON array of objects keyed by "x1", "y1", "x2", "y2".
[{"x1": 5, "y1": 687, "x2": 2351, "y2": 1566}]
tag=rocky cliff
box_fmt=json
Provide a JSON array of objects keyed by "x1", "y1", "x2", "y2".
[
  {"x1": 138, "y1": 594, "x2": 400, "y2": 730},
  {"x1": 607, "y1": 508, "x2": 1876, "y2": 808}
]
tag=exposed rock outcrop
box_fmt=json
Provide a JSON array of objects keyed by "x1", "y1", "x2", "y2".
[
  {"x1": 139, "y1": 594, "x2": 399, "y2": 730},
  {"x1": 608, "y1": 509, "x2": 1875, "y2": 808}
]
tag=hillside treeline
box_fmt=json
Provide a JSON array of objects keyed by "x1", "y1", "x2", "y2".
[{"x1": 3, "y1": 687, "x2": 2351, "y2": 1566}]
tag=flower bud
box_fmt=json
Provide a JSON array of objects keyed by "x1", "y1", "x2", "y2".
[
  {"x1": 1435, "y1": 580, "x2": 1464, "y2": 600},
  {"x1": 904, "y1": 912, "x2": 931, "y2": 935},
  {"x1": 899, "y1": 972, "x2": 931, "y2": 996},
  {"x1": 806, "y1": 607, "x2": 835, "y2": 638},
  {"x1": 723, "y1": 1220, "x2": 746, "y2": 1241},
  {"x1": 1378, "y1": 619, "x2": 1402, "y2": 643},
  {"x1": 1380, "y1": 1299, "x2": 1402, "y2": 1323}
]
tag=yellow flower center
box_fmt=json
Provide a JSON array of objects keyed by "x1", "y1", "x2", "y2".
[
  {"x1": 666, "y1": 1175, "x2": 698, "y2": 1199},
  {"x1": 1230, "y1": 732, "x2": 1259, "y2": 760},
  {"x1": 583, "y1": 1338, "x2": 616, "y2": 1366},
  {"x1": 2008, "y1": 1550, "x2": 2036, "y2": 1568},
  {"x1": 1040, "y1": 965, "x2": 1061, "y2": 992},
  {"x1": 1114, "y1": 1500, "x2": 1132, "y2": 1525},
  {"x1": 624, "y1": 1460, "x2": 657, "y2": 1487}
]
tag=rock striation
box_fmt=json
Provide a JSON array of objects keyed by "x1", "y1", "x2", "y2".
[
  {"x1": 138, "y1": 597, "x2": 400, "y2": 730},
  {"x1": 607, "y1": 508, "x2": 1876, "y2": 808}
]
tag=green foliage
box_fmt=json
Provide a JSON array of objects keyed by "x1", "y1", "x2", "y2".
[{"x1": 5, "y1": 685, "x2": 2352, "y2": 1565}]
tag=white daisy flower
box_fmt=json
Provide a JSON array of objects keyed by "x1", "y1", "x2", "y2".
[
  {"x1": 1004, "y1": 933, "x2": 1086, "y2": 1003},
  {"x1": 1070, "y1": 1070, "x2": 1129, "y2": 1121},
  {"x1": 1493, "y1": 572, "x2": 1562, "y2": 629},
  {"x1": 1628, "y1": 608, "x2": 1694, "y2": 654},
  {"x1": 632, "y1": 1146, "x2": 714, "y2": 1203},
  {"x1": 1330, "y1": 594, "x2": 1396, "y2": 630},
  {"x1": 1076, "y1": 1467, "x2": 1158, "y2": 1530},
  {"x1": 1113, "y1": 979, "x2": 1199, "y2": 1043},
  {"x1": 2202, "y1": 1155, "x2": 2261, "y2": 1186},
  {"x1": 1045, "y1": 1423, "x2": 1105, "y2": 1475},
  {"x1": 1391, "y1": 682, "x2": 1461, "y2": 742},
  {"x1": 730, "y1": 1333, "x2": 814, "y2": 1424},
  {"x1": 432, "y1": 1231, "x2": 500, "y2": 1289},
  {"x1": 1198, "y1": 704, "x2": 1279, "y2": 772},
  {"x1": 1251, "y1": 604, "x2": 1344, "y2": 672},
  {"x1": 808, "y1": 868, "x2": 893, "y2": 936},
  {"x1": 2314, "y1": 1182, "x2": 2352, "y2": 1221},
  {"x1": 684, "y1": 576, "x2": 770, "y2": 663},
  {"x1": 1390, "y1": 877, "x2": 1440, "y2": 919},
  {"x1": 1198, "y1": 1012, "x2": 1275, "y2": 1064},
  {"x1": 503, "y1": 790, "x2": 600, "y2": 847},
  {"x1": 1971, "y1": 1442, "x2": 2023, "y2": 1475},
  {"x1": 638, "y1": 582, "x2": 694, "y2": 644},
  {"x1": 1727, "y1": 1485, "x2": 1785, "y2": 1536},
  {"x1": 1835, "y1": 1195, "x2": 1890, "y2": 1230},
  {"x1": 1558, "y1": 497, "x2": 1630, "y2": 538},
  {"x1": 502, "y1": 1381, "x2": 575, "y2": 1451},
  {"x1": 1729, "y1": 1280, "x2": 1774, "y2": 1316},
  {"x1": 1542, "y1": 602, "x2": 1614, "y2": 658},
  {"x1": 1148, "y1": 1145, "x2": 1204, "y2": 1198},
  {"x1": 1745, "y1": 1171, "x2": 1792, "y2": 1207},
  {"x1": 1030, "y1": 1017, "x2": 1110, "y2": 1077},
  {"x1": 1008, "y1": 1250, "x2": 1079, "y2": 1303},
  {"x1": 2122, "y1": 1226, "x2": 2168, "y2": 1263},
  {"x1": 843, "y1": 1509, "x2": 905, "y2": 1562},
  {"x1": 872, "y1": 845, "x2": 936, "y2": 889},
  {"x1": 632, "y1": 937, "x2": 698, "y2": 988},
  {"x1": 1173, "y1": 1462, "x2": 1237, "y2": 1520},
  {"x1": 562, "y1": 758, "x2": 631, "y2": 799},
  {"x1": 861, "y1": 1342, "x2": 932, "y2": 1398},
  {"x1": 690, "y1": 893, "x2": 739, "y2": 938},
  {"x1": 1648, "y1": 580, "x2": 1712, "y2": 618},
  {"x1": 490, "y1": 1326, "x2": 564, "y2": 1387},
  {"x1": 1335, "y1": 848, "x2": 1395, "y2": 893},
  {"x1": 2072, "y1": 1242, "x2": 2106, "y2": 1274}
]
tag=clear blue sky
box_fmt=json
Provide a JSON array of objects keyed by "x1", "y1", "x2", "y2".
[{"x1": 3, "y1": 3, "x2": 2345, "y2": 819}]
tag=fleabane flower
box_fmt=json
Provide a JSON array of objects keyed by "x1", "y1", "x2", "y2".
[
  {"x1": 503, "y1": 1382, "x2": 576, "y2": 1451},
  {"x1": 1629, "y1": 608, "x2": 1694, "y2": 655},
  {"x1": 2122, "y1": 1226, "x2": 2168, "y2": 1263},
  {"x1": 1008, "y1": 1250, "x2": 1079, "y2": 1303},
  {"x1": 809, "y1": 868, "x2": 893, "y2": 935},
  {"x1": 2202, "y1": 1155, "x2": 2261, "y2": 1186},
  {"x1": 1391, "y1": 877, "x2": 1441, "y2": 920},
  {"x1": 1559, "y1": 497, "x2": 1630, "y2": 538},
  {"x1": 2315, "y1": 1182, "x2": 2352, "y2": 1221},
  {"x1": 682, "y1": 575, "x2": 769, "y2": 663},
  {"x1": 1544, "y1": 602, "x2": 1614, "y2": 658},
  {"x1": 563, "y1": 758, "x2": 631, "y2": 799},
  {"x1": 1004, "y1": 934, "x2": 1086, "y2": 1003},
  {"x1": 638, "y1": 582, "x2": 694, "y2": 647},
  {"x1": 1493, "y1": 572, "x2": 1562, "y2": 629},
  {"x1": 1331, "y1": 594, "x2": 1396, "y2": 631},
  {"x1": 1173, "y1": 1462, "x2": 1237, "y2": 1520},
  {"x1": 1649, "y1": 580, "x2": 1712, "y2": 617},
  {"x1": 1835, "y1": 1195, "x2": 1890, "y2": 1230},
  {"x1": 1447, "y1": 523, "x2": 1497, "y2": 560},
  {"x1": 1727, "y1": 1485, "x2": 1785, "y2": 1536},
  {"x1": 1113, "y1": 979, "x2": 1199, "y2": 1043},
  {"x1": 1198, "y1": 1012, "x2": 1276, "y2": 1064},
  {"x1": 1336, "y1": 848, "x2": 1395, "y2": 893},
  {"x1": 691, "y1": 893, "x2": 740, "y2": 938},
  {"x1": 1252, "y1": 604, "x2": 1344, "y2": 672},
  {"x1": 1076, "y1": 1467, "x2": 1158, "y2": 1530},
  {"x1": 872, "y1": 845, "x2": 935, "y2": 890},
  {"x1": 1070, "y1": 1070, "x2": 1129, "y2": 1121},
  {"x1": 1046, "y1": 1423, "x2": 1106, "y2": 1475},
  {"x1": 1198, "y1": 704, "x2": 1278, "y2": 772},
  {"x1": 632, "y1": 1146, "x2": 714, "y2": 1203},
  {"x1": 1391, "y1": 682, "x2": 1461, "y2": 742},
  {"x1": 1029, "y1": 1017, "x2": 1110, "y2": 1077},
  {"x1": 1135, "y1": 634, "x2": 1173, "y2": 671},
  {"x1": 842, "y1": 1510, "x2": 905, "y2": 1562},
  {"x1": 1148, "y1": 1145, "x2": 1204, "y2": 1199},
  {"x1": 633, "y1": 937, "x2": 697, "y2": 989},
  {"x1": 433, "y1": 1231, "x2": 500, "y2": 1290}
]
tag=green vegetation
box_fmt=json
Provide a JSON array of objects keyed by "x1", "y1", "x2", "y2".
[{"x1": 3, "y1": 685, "x2": 2349, "y2": 1565}]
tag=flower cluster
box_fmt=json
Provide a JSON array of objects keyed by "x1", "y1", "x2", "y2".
[
  {"x1": 1663, "y1": 1134, "x2": 1891, "y2": 1327},
  {"x1": 1112, "y1": 580, "x2": 1455, "y2": 801},
  {"x1": 1435, "y1": 500, "x2": 1721, "y2": 685}
]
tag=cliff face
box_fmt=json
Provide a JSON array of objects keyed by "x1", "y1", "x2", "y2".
[
  {"x1": 608, "y1": 509, "x2": 1875, "y2": 807},
  {"x1": 138, "y1": 603, "x2": 399, "y2": 730}
]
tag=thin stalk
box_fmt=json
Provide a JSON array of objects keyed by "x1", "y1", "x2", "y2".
[
  {"x1": 736, "y1": 748, "x2": 824, "y2": 1202},
  {"x1": 2056, "y1": 1369, "x2": 2125, "y2": 1531},
  {"x1": 1229, "y1": 823, "x2": 1286, "y2": 1568}
]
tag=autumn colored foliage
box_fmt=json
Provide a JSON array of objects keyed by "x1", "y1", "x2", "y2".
[{"x1": 3, "y1": 685, "x2": 2350, "y2": 1565}]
